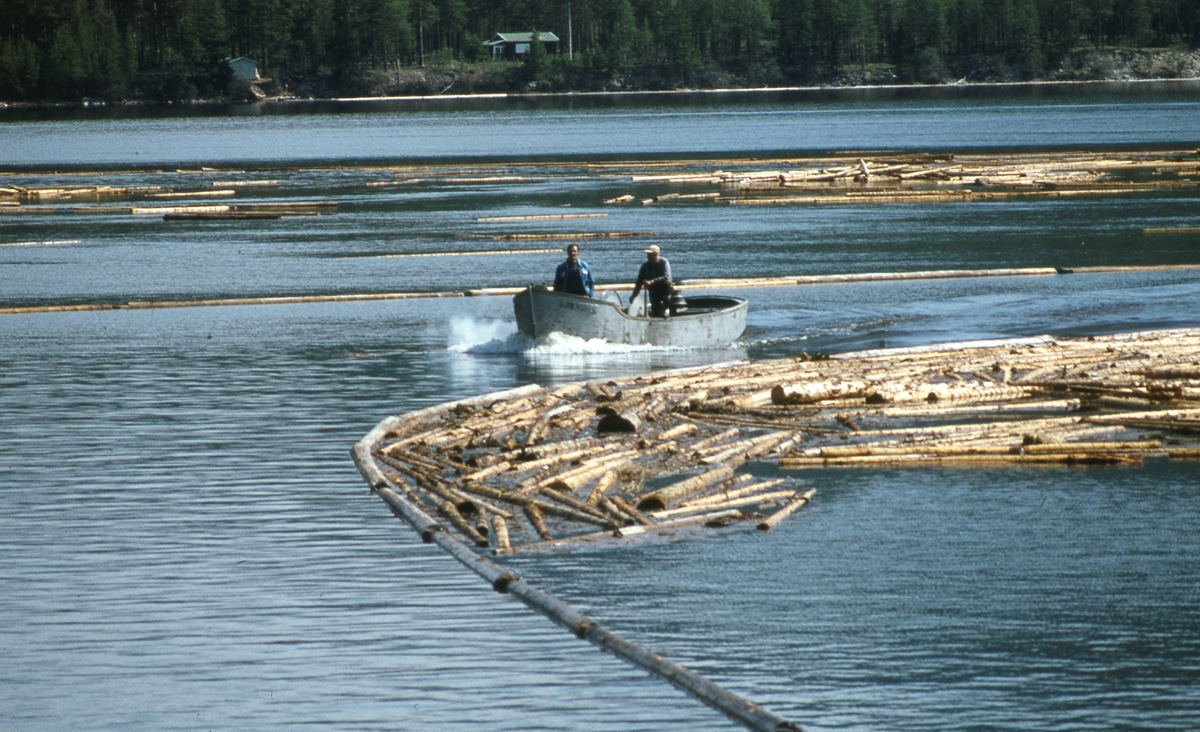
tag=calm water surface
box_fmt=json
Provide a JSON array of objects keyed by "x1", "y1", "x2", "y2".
[{"x1": 3, "y1": 87, "x2": 1200, "y2": 730}]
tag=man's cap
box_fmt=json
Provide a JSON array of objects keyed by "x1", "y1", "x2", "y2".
[{"x1": 644, "y1": 245, "x2": 661, "y2": 254}]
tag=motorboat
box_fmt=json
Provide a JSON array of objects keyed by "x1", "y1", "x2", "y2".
[{"x1": 513, "y1": 285, "x2": 747, "y2": 347}]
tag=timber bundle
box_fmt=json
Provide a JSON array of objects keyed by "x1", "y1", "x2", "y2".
[
  {"x1": 356, "y1": 328, "x2": 1200, "y2": 556},
  {"x1": 604, "y1": 150, "x2": 1200, "y2": 205}
]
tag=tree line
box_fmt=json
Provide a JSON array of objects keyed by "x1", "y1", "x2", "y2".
[{"x1": 3, "y1": 0, "x2": 1199, "y2": 102}]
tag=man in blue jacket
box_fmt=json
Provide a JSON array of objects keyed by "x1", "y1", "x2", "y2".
[{"x1": 553, "y1": 244, "x2": 595, "y2": 297}]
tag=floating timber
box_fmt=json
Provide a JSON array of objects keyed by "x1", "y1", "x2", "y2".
[
  {"x1": 354, "y1": 328, "x2": 1200, "y2": 559},
  {"x1": 352, "y1": 327, "x2": 1200, "y2": 731},
  {"x1": 600, "y1": 149, "x2": 1200, "y2": 207},
  {"x1": 163, "y1": 211, "x2": 282, "y2": 220},
  {"x1": 5, "y1": 263, "x2": 1200, "y2": 316}
]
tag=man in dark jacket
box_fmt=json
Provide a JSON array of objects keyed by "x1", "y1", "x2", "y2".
[
  {"x1": 628, "y1": 244, "x2": 673, "y2": 317},
  {"x1": 553, "y1": 244, "x2": 595, "y2": 297}
]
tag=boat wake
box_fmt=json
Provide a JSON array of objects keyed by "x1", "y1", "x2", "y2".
[{"x1": 447, "y1": 317, "x2": 713, "y2": 356}]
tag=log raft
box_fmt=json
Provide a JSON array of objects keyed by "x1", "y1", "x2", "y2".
[{"x1": 354, "y1": 328, "x2": 1200, "y2": 556}]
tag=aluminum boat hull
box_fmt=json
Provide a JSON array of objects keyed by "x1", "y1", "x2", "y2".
[{"x1": 513, "y1": 287, "x2": 747, "y2": 347}]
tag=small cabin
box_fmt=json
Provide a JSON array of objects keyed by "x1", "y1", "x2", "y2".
[
  {"x1": 484, "y1": 32, "x2": 560, "y2": 60},
  {"x1": 227, "y1": 57, "x2": 261, "y2": 83}
]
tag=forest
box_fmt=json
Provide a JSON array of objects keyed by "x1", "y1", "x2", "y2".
[{"x1": 2, "y1": 0, "x2": 1199, "y2": 103}]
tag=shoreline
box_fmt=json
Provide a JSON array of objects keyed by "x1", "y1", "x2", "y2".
[{"x1": 5, "y1": 76, "x2": 1199, "y2": 113}]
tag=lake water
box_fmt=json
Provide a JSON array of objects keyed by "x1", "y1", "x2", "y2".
[{"x1": 2, "y1": 84, "x2": 1200, "y2": 731}]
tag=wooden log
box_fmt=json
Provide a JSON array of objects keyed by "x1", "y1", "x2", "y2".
[
  {"x1": 814, "y1": 444, "x2": 1007, "y2": 458},
  {"x1": 1023, "y1": 441, "x2": 1161, "y2": 454},
  {"x1": 439, "y1": 501, "x2": 490, "y2": 547},
  {"x1": 651, "y1": 490, "x2": 797, "y2": 519},
  {"x1": 636, "y1": 464, "x2": 736, "y2": 511},
  {"x1": 757, "y1": 489, "x2": 818, "y2": 530},
  {"x1": 130, "y1": 204, "x2": 232, "y2": 215},
  {"x1": 585, "y1": 470, "x2": 619, "y2": 507},
  {"x1": 596, "y1": 406, "x2": 642, "y2": 433},
  {"x1": 657, "y1": 423, "x2": 699, "y2": 441},
  {"x1": 772, "y1": 380, "x2": 869, "y2": 405},
  {"x1": 506, "y1": 444, "x2": 611, "y2": 477},
  {"x1": 379, "y1": 444, "x2": 451, "y2": 472},
  {"x1": 539, "y1": 486, "x2": 613, "y2": 523},
  {"x1": 690, "y1": 427, "x2": 741, "y2": 453},
  {"x1": 163, "y1": 212, "x2": 281, "y2": 220},
  {"x1": 477, "y1": 213, "x2": 608, "y2": 222},
  {"x1": 595, "y1": 496, "x2": 634, "y2": 525},
  {"x1": 523, "y1": 403, "x2": 571, "y2": 447},
  {"x1": 524, "y1": 504, "x2": 553, "y2": 541},
  {"x1": 465, "y1": 482, "x2": 617, "y2": 528},
  {"x1": 463, "y1": 460, "x2": 511, "y2": 482},
  {"x1": 383, "y1": 471, "x2": 426, "y2": 505},
  {"x1": 208, "y1": 180, "x2": 279, "y2": 188},
  {"x1": 608, "y1": 495, "x2": 654, "y2": 526},
  {"x1": 445, "y1": 489, "x2": 516, "y2": 521},
  {"x1": 376, "y1": 486, "x2": 442, "y2": 543},
  {"x1": 492, "y1": 515, "x2": 511, "y2": 551},
  {"x1": 585, "y1": 381, "x2": 619, "y2": 401},
  {"x1": 699, "y1": 432, "x2": 791, "y2": 466},
  {"x1": 150, "y1": 189, "x2": 237, "y2": 198},
  {"x1": 681, "y1": 478, "x2": 787, "y2": 508},
  {"x1": 779, "y1": 452, "x2": 1144, "y2": 468},
  {"x1": 540, "y1": 455, "x2": 635, "y2": 492},
  {"x1": 385, "y1": 462, "x2": 476, "y2": 513},
  {"x1": 511, "y1": 436, "x2": 600, "y2": 462}
]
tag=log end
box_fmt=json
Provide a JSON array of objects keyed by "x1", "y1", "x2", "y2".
[
  {"x1": 636, "y1": 496, "x2": 666, "y2": 512},
  {"x1": 492, "y1": 572, "x2": 519, "y2": 593},
  {"x1": 597, "y1": 412, "x2": 639, "y2": 433}
]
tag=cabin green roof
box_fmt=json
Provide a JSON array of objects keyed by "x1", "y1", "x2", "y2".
[{"x1": 485, "y1": 32, "x2": 560, "y2": 45}]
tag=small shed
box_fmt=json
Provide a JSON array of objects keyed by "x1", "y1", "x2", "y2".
[
  {"x1": 227, "y1": 57, "x2": 261, "y2": 83},
  {"x1": 484, "y1": 32, "x2": 560, "y2": 60}
]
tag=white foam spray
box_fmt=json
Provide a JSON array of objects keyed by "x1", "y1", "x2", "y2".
[{"x1": 446, "y1": 317, "x2": 523, "y2": 353}]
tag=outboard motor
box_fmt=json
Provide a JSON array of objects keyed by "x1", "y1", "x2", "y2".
[{"x1": 669, "y1": 292, "x2": 687, "y2": 317}]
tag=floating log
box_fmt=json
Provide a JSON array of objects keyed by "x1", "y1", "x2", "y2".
[
  {"x1": 492, "y1": 515, "x2": 510, "y2": 551},
  {"x1": 1143, "y1": 227, "x2": 1200, "y2": 234},
  {"x1": 524, "y1": 504, "x2": 553, "y2": 541},
  {"x1": 596, "y1": 407, "x2": 642, "y2": 433},
  {"x1": 540, "y1": 452, "x2": 636, "y2": 492},
  {"x1": 351, "y1": 290, "x2": 1200, "y2": 561},
  {"x1": 150, "y1": 189, "x2": 237, "y2": 199},
  {"x1": 208, "y1": 180, "x2": 279, "y2": 188},
  {"x1": 652, "y1": 489, "x2": 797, "y2": 519},
  {"x1": 539, "y1": 486, "x2": 612, "y2": 523},
  {"x1": 637, "y1": 464, "x2": 736, "y2": 512},
  {"x1": 131, "y1": 205, "x2": 231, "y2": 215},
  {"x1": 163, "y1": 212, "x2": 281, "y2": 220},
  {"x1": 757, "y1": 489, "x2": 818, "y2": 530},
  {"x1": 698, "y1": 432, "x2": 791, "y2": 466},
  {"x1": 609, "y1": 495, "x2": 654, "y2": 526},
  {"x1": 585, "y1": 470, "x2": 619, "y2": 507},
  {"x1": 778, "y1": 452, "x2": 1144, "y2": 468},
  {"x1": 439, "y1": 501, "x2": 490, "y2": 547},
  {"x1": 681, "y1": 478, "x2": 787, "y2": 509},
  {"x1": 477, "y1": 213, "x2": 608, "y2": 222}
]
